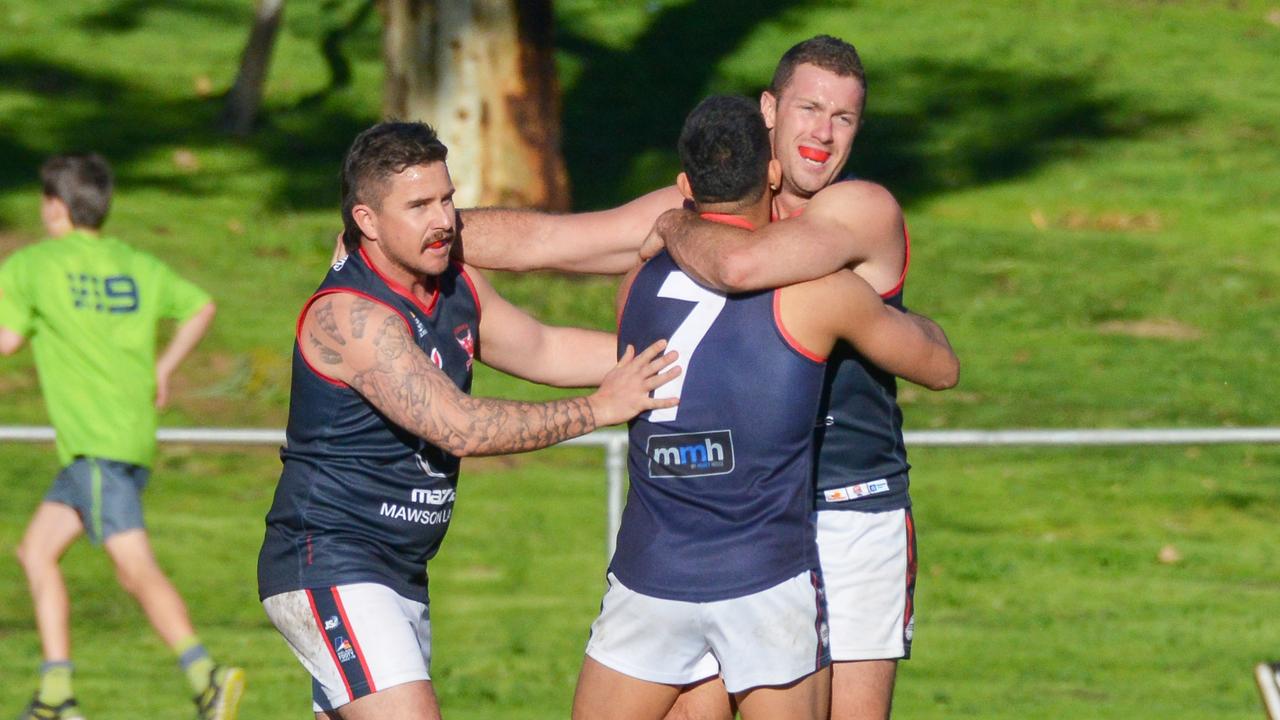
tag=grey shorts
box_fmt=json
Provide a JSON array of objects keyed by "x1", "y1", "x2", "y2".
[{"x1": 46, "y1": 457, "x2": 150, "y2": 544}]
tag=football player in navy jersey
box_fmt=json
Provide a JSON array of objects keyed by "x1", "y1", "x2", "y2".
[
  {"x1": 450, "y1": 36, "x2": 954, "y2": 720},
  {"x1": 257, "y1": 122, "x2": 681, "y2": 720},
  {"x1": 568, "y1": 96, "x2": 956, "y2": 720}
]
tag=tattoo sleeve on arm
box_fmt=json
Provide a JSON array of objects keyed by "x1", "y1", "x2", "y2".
[
  {"x1": 315, "y1": 300, "x2": 346, "y2": 345},
  {"x1": 350, "y1": 297, "x2": 372, "y2": 339},
  {"x1": 347, "y1": 314, "x2": 598, "y2": 456},
  {"x1": 307, "y1": 332, "x2": 343, "y2": 365}
]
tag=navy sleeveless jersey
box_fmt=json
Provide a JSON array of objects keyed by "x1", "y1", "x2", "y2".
[
  {"x1": 611, "y1": 249, "x2": 826, "y2": 602},
  {"x1": 257, "y1": 248, "x2": 480, "y2": 604},
  {"x1": 812, "y1": 224, "x2": 912, "y2": 512}
]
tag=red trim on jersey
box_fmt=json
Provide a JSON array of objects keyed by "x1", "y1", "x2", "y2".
[
  {"x1": 698, "y1": 212, "x2": 756, "y2": 230},
  {"x1": 452, "y1": 261, "x2": 482, "y2": 325},
  {"x1": 358, "y1": 246, "x2": 440, "y2": 316},
  {"x1": 772, "y1": 290, "x2": 826, "y2": 364},
  {"x1": 332, "y1": 587, "x2": 377, "y2": 694},
  {"x1": 296, "y1": 289, "x2": 415, "y2": 387},
  {"x1": 307, "y1": 589, "x2": 355, "y2": 702},
  {"x1": 881, "y1": 222, "x2": 910, "y2": 300}
]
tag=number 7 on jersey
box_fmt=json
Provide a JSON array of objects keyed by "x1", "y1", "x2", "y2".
[{"x1": 648, "y1": 272, "x2": 725, "y2": 422}]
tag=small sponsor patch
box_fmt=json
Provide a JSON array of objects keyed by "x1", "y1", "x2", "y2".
[
  {"x1": 324, "y1": 615, "x2": 340, "y2": 630},
  {"x1": 334, "y1": 636, "x2": 357, "y2": 663},
  {"x1": 822, "y1": 479, "x2": 890, "y2": 503}
]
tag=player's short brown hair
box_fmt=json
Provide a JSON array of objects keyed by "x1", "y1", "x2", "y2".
[
  {"x1": 769, "y1": 35, "x2": 866, "y2": 102},
  {"x1": 341, "y1": 121, "x2": 449, "y2": 251},
  {"x1": 41, "y1": 153, "x2": 114, "y2": 229}
]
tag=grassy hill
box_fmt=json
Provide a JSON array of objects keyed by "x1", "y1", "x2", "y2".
[{"x1": 0, "y1": 0, "x2": 1277, "y2": 717}]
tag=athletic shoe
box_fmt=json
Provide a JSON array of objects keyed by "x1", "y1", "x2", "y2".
[
  {"x1": 16, "y1": 695, "x2": 85, "y2": 720},
  {"x1": 1258, "y1": 662, "x2": 1280, "y2": 720},
  {"x1": 193, "y1": 665, "x2": 245, "y2": 720}
]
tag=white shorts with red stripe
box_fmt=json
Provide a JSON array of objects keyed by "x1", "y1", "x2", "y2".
[
  {"x1": 262, "y1": 582, "x2": 431, "y2": 712},
  {"x1": 817, "y1": 507, "x2": 916, "y2": 661}
]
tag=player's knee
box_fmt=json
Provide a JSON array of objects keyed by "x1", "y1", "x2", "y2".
[{"x1": 15, "y1": 539, "x2": 50, "y2": 574}]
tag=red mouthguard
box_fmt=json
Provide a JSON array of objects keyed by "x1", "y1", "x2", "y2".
[{"x1": 798, "y1": 147, "x2": 831, "y2": 163}]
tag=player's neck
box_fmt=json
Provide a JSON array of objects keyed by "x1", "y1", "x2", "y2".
[
  {"x1": 696, "y1": 198, "x2": 771, "y2": 229},
  {"x1": 772, "y1": 188, "x2": 811, "y2": 220}
]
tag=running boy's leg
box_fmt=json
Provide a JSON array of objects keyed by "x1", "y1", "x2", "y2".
[
  {"x1": 16, "y1": 502, "x2": 84, "y2": 662},
  {"x1": 103, "y1": 529, "x2": 197, "y2": 646}
]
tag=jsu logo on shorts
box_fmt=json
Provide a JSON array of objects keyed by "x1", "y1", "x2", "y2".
[{"x1": 647, "y1": 430, "x2": 734, "y2": 478}]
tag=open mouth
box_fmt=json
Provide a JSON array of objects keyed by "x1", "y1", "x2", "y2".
[{"x1": 798, "y1": 146, "x2": 831, "y2": 164}]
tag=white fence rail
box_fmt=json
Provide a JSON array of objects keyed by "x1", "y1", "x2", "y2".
[{"x1": 5, "y1": 426, "x2": 1279, "y2": 556}]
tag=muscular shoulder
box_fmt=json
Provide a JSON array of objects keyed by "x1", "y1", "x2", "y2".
[
  {"x1": 805, "y1": 180, "x2": 906, "y2": 288},
  {"x1": 807, "y1": 180, "x2": 902, "y2": 227}
]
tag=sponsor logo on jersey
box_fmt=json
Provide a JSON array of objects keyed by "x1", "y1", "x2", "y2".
[
  {"x1": 323, "y1": 615, "x2": 340, "y2": 631},
  {"x1": 646, "y1": 430, "x2": 734, "y2": 478},
  {"x1": 381, "y1": 502, "x2": 453, "y2": 526},
  {"x1": 822, "y1": 478, "x2": 890, "y2": 503},
  {"x1": 334, "y1": 636, "x2": 356, "y2": 663},
  {"x1": 332, "y1": 255, "x2": 348, "y2": 272},
  {"x1": 429, "y1": 347, "x2": 443, "y2": 368},
  {"x1": 414, "y1": 447, "x2": 452, "y2": 479},
  {"x1": 409, "y1": 312, "x2": 429, "y2": 339},
  {"x1": 410, "y1": 487, "x2": 456, "y2": 505},
  {"x1": 454, "y1": 324, "x2": 475, "y2": 370}
]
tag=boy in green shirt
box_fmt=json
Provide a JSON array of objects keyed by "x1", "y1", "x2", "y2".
[{"x1": 0, "y1": 154, "x2": 243, "y2": 720}]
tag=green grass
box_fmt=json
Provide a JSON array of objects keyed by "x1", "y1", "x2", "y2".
[
  {"x1": 1, "y1": 0, "x2": 1279, "y2": 717},
  {"x1": 1, "y1": 444, "x2": 1277, "y2": 718}
]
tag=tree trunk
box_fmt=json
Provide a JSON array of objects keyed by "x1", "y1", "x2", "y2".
[
  {"x1": 382, "y1": 0, "x2": 569, "y2": 210},
  {"x1": 221, "y1": 0, "x2": 286, "y2": 136}
]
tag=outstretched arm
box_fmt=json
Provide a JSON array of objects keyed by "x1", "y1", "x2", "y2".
[
  {"x1": 300, "y1": 293, "x2": 679, "y2": 457},
  {"x1": 647, "y1": 180, "x2": 904, "y2": 293},
  {"x1": 461, "y1": 264, "x2": 618, "y2": 388},
  {"x1": 782, "y1": 271, "x2": 959, "y2": 391},
  {"x1": 453, "y1": 186, "x2": 685, "y2": 275},
  {"x1": 155, "y1": 301, "x2": 217, "y2": 408}
]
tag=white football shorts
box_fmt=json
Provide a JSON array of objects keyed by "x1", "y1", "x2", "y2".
[
  {"x1": 584, "y1": 570, "x2": 830, "y2": 693},
  {"x1": 817, "y1": 507, "x2": 916, "y2": 661},
  {"x1": 262, "y1": 582, "x2": 432, "y2": 712}
]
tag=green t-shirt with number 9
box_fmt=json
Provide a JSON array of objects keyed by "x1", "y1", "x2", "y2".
[{"x1": 0, "y1": 230, "x2": 211, "y2": 468}]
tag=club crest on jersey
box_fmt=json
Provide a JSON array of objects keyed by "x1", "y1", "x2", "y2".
[
  {"x1": 646, "y1": 429, "x2": 735, "y2": 478},
  {"x1": 454, "y1": 324, "x2": 475, "y2": 370}
]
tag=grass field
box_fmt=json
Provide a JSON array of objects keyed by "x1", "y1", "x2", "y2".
[{"x1": 1, "y1": 0, "x2": 1278, "y2": 717}]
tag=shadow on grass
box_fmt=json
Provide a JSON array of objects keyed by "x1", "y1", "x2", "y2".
[
  {"x1": 0, "y1": 49, "x2": 374, "y2": 218},
  {"x1": 0, "y1": 2, "x2": 1192, "y2": 221},
  {"x1": 560, "y1": 4, "x2": 1190, "y2": 209}
]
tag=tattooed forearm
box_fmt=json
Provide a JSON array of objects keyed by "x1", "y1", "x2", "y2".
[
  {"x1": 307, "y1": 332, "x2": 343, "y2": 365},
  {"x1": 348, "y1": 319, "x2": 598, "y2": 457},
  {"x1": 350, "y1": 298, "x2": 372, "y2": 339},
  {"x1": 315, "y1": 300, "x2": 345, "y2": 345}
]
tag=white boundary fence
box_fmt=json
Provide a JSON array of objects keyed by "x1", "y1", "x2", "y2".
[{"x1": 4, "y1": 425, "x2": 1279, "y2": 557}]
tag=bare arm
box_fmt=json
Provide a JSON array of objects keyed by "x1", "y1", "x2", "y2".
[
  {"x1": 0, "y1": 326, "x2": 25, "y2": 356},
  {"x1": 453, "y1": 186, "x2": 686, "y2": 275},
  {"x1": 781, "y1": 271, "x2": 959, "y2": 390},
  {"x1": 462, "y1": 264, "x2": 617, "y2": 387},
  {"x1": 300, "y1": 294, "x2": 678, "y2": 457},
  {"x1": 649, "y1": 181, "x2": 904, "y2": 293},
  {"x1": 155, "y1": 301, "x2": 216, "y2": 408}
]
